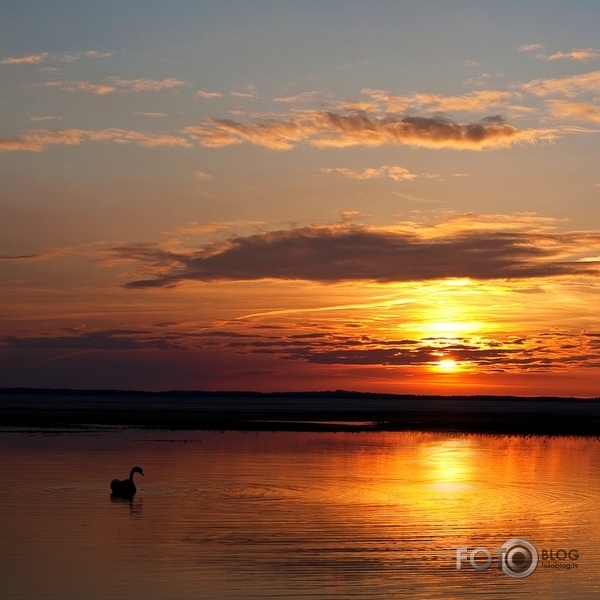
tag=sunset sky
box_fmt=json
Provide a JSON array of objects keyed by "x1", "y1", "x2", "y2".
[{"x1": 1, "y1": 1, "x2": 600, "y2": 395}]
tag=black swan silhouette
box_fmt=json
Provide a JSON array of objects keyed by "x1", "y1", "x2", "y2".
[{"x1": 110, "y1": 466, "x2": 144, "y2": 497}]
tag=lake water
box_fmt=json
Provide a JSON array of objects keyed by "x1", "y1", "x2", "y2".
[{"x1": 0, "y1": 428, "x2": 599, "y2": 599}]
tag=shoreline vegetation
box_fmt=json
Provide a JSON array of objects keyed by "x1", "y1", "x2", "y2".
[{"x1": 1, "y1": 388, "x2": 600, "y2": 436}]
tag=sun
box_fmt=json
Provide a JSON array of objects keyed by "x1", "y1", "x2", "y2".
[{"x1": 438, "y1": 358, "x2": 457, "y2": 371}]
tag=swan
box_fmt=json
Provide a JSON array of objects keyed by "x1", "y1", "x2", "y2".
[{"x1": 110, "y1": 466, "x2": 144, "y2": 497}]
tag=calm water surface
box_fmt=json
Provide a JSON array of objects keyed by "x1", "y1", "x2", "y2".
[{"x1": 0, "y1": 429, "x2": 599, "y2": 599}]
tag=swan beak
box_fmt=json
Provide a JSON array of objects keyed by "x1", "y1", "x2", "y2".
[{"x1": 140, "y1": 470, "x2": 144, "y2": 476}]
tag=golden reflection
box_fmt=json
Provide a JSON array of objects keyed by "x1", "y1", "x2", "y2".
[
  {"x1": 422, "y1": 439, "x2": 474, "y2": 492},
  {"x1": 2, "y1": 431, "x2": 600, "y2": 598}
]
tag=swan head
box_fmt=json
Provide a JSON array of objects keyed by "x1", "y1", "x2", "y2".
[{"x1": 130, "y1": 466, "x2": 144, "y2": 479}]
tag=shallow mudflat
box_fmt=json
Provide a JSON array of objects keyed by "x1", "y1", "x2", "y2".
[{"x1": 1, "y1": 389, "x2": 600, "y2": 435}]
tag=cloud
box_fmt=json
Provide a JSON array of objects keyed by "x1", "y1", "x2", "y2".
[
  {"x1": 230, "y1": 85, "x2": 258, "y2": 99},
  {"x1": 335, "y1": 101, "x2": 380, "y2": 113},
  {"x1": 195, "y1": 90, "x2": 223, "y2": 99},
  {"x1": 2, "y1": 52, "x2": 49, "y2": 65},
  {"x1": 39, "y1": 80, "x2": 116, "y2": 95},
  {"x1": 0, "y1": 247, "x2": 71, "y2": 261},
  {"x1": 548, "y1": 100, "x2": 600, "y2": 123},
  {"x1": 322, "y1": 167, "x2": 386, "y2": 180},
  {"x1": 462, "y1": 72, "x2": 494, "y2": 87},
  {"x1": 0, "y1": 128, "x2": 193, "y2": 152},
  {"x1": 521, "y1": 70, "x2": 600, "y2": 97},
  {"x1": 30, "y1": 116, "x2": 62, "y2": 122},
  {"x1": 108, "y1": 77, "x2": 188, "y2": 92},
  {"x1": 1, "y1": 329, "x2": 180, "y2": 351},
  {"x1": 134, "y1": 112, "x2": 168, "y2": 118},
  {"x1": 412, "y1": 91, "x2": 519, "y2": 112},
  {"x1": 362, "y1": 88, "x2": 520, "y2": 113},
  {"x1": 183, "y1": 111, "x2": 553, "y2": 151},
  {"x1": 274, "y1": 91, "x2": 319, "y2": 103},
  {"x1": 177, "y1": 219, "x2": 267, "y2": 235},
  {"x1": 519, "y1": 43, "x2": 544, "y2": 52},
  {"x1": 60, "y1": 50, "x2": 113, "y2": 62},
  {"x1": 546, "y1": 49, "x2": 600, "y2": 61},
  {"x1": 39, "y1": 77, "x2": 187, "y2": 95},
  {"x1": 105, "y1": 222, "x2": 600, "y2": 288},
  {"x1": 218, "y1": 329, "x2": 600, "y2": 372},
  {"x1": 195, "y1": 170, "x2": 213, "y2": 180},
  {"x1": 2, "y1": 50, "x2": 111, "y2": 65},
  {"x1": 322, "y1": 166, "x2": 417, "y2": 181},
  {"x1": 5, "y1": 323, "x2": 600, "y2": 377}
]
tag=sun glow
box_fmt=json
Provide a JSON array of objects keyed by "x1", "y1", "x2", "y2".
[{"x1": 438, "y1": 358, "x2": 457, "y2": 371}]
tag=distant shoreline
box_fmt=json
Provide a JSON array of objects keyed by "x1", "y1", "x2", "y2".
[{"x1": 1, "y1": 388, "x2": 600, "y2": 436}]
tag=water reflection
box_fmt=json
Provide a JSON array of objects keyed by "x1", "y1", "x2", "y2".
[
  {"x1": 110, "y1": 494, "x2": 143, "y2": 515},
  {"x1": 0, "y1": 429, "x2": 598, "y2": 599}
]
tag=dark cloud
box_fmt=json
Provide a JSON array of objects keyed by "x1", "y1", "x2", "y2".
[
  {"x1": 192, "y1": 328, "x2": 600, "y2": 373},
  {"x1": 105, "y1": 224, "x2": 600, "y2": 288},
  {"x1": 1, "y1": 329, "x2": 179, "y2": 351},
  {"x1": 5, "y1": 324, "x2": 600, "y2": 379},
  {"x1": 184, "y1": 111, "x2": 553, "y2": 151}
]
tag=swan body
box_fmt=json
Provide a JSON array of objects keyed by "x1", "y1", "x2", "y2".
[{"x1": 110, "y1": 466, "x2": 144, "y2": 497}]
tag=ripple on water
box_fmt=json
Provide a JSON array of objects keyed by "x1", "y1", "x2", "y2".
[{"x1": 0, "y1": 430, "x2": 599, "y2": 600}]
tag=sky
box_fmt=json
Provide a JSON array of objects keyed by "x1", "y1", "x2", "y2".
[{"x1": 1, "y1": 1, "x2": 600, "y2": 395}]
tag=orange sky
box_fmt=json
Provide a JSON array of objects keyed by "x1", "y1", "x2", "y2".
[{"x1": 1, "y1": 2, "x2": 599, "y2": 395}]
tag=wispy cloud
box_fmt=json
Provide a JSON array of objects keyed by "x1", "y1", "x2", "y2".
[
  {"x1": 2, "y1": 50, "x2": 111, "y2": 65},
  {"x1": 230, "y1": 85, "x2": 258, "y2": 99},
  {"x1": 4, "y1": 323, "x2": 600, "y2": 375},
  {"x1": 548, "y1": 100, "x2": 600, "y2": 123},
  {"x1": 274, "y1": 91, "x2": 319, "y2": 103},
  {"x1": 0, "y1": 247, "x2": 71, "y2": 262},
  {"x1": 60, "y1": 50, "x2": 113, "y2": 62},
  {"x1": 177, "y1": 219, "x2": 268, "y2": 235},
  {"x1": 0, "y1": 128, "x2": 193, "y2": 152},
  {"x1": 1, "y1": 329, "x2": 179, "y2": 351},
  {"x1": 519, "y1": 43, "x2": 544, "y2": 52},
  {"x1": 335, "y1": 101, "x2": 380, "y2": 113},
  {"x1": 195, "y1": 170, "x2": 213, "y2": 180},
  {"x1": 521, "y1": 70, "x2": 600, "y2": 97},
  {"x1": 195, "y1": 90, "x2": 223, "y2": 99},
  {"x1": 546, "y1": 49, "x2": 600, "y2": 61},
  {"x1": 30, "y1": 115, "x2": 62, "y2": 122},
  {"x1": 105, "y1": 220, "x2": 600, "y2": 288},
  {"x1": 108, "y1": 77, "x2": 188, "y2": 92},
  {"x1": 197, "y1": 327, "x2": 600, "y2": 373},
  {"x1": 38, "y1": 77, "x2": 187, "y2": 95},
  {"x1": 414, "y1": 91, "x2": 520, "y2": 112},
  {"x1": 2, "y1": 52, "x2": 49, "y2": 65},
  {"x1": 184, "y1": 111, "x2": 554, "y2": 151},
  {"x1": 134, "y1": 112, "x2": 168, "y2": 118},
  {"x1": 39, "y1": 80, "x2": 116, "y2": 95},
  {"x1": 322, "y1": 166, "x2": 417, "y2": 181},
  {"x1": 362, "y1": 88, "x2": 520, "y2": 113}
]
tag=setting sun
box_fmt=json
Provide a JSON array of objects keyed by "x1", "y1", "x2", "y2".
[{"x1": 438, "y1": 359, "x2": 458, "y2": 371}]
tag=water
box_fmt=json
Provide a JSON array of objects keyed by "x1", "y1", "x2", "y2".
[{"x1": 0, "y1": 428, "x2": 599, "y2": 599}]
